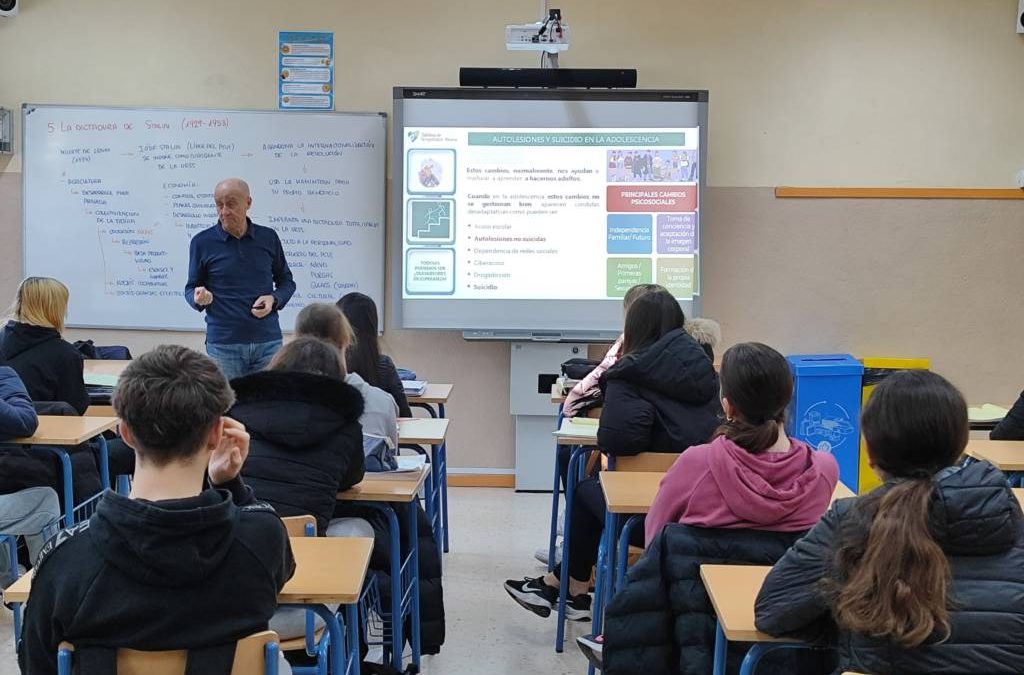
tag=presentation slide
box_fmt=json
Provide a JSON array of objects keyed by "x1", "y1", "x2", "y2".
[{"x1": 401, "y1": 127, "x2": 699, "y2": 301}]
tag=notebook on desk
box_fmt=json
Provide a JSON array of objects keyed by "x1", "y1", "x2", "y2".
[
  {"x1": 402, "y1": 380, "x2": 428, "y2": 396},
  {"x1": 370, "y1": 454, "x2": 427, "y2": 479},
  {"x1": 554, "y1": 418, "x2": 599, "y2": 439}
]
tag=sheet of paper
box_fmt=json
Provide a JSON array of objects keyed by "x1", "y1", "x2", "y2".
[{"x1": 84, "y1": 374, "x2": 119, "y2": 387}]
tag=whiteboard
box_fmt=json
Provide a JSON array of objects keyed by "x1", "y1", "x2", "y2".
[{"x1": 22, "y1": 104, "x2": 386, "y2": 331}]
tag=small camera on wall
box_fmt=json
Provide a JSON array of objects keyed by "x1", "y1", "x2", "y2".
[{"x1": 0, "y1": 0, "x2": 18, "y2": 18}]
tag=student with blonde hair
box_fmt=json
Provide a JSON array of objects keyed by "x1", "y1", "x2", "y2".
[
  {"x1": 294, "y1": 303, "x2": 398, "y2": 453},
  {"x1": 0, "y1": 277, "x2": 89, "y2": 414}
]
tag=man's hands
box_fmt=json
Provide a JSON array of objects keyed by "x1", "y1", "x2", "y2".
[
  {"x1": 208, "y1": 417, "x2": 250, "y2": 485},
  {"x1": 251, "y1": 294, "x2": 275, "y2": 318},
  {"x1": 194, "y1": 286, "x2": 214, "y2": 307}
]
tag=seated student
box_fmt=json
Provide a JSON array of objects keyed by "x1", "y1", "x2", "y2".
[
  {"x1": 591, "y1": 343, "x2": 838, "y2": 674},
  {"x1": 505, "y1": 289, "x2": 720, "y2": 621},
  {"x1": 232, "y1": 336, "x2": 366, "y2": 534},
  {"x1": 0, "y1": 366, "x2": 60, "y2": 586},
  {"x1": 990, "y1": 390, "x2": 1024, "y2": 440},
  {"x1": 337, "y1": 292, "x2": 412, "y2": 418},
  {"x1": 0, "y1": 277, "x2": 89, "y2": 414},
  {"x1": 295, "y1": 303, "x2": 399, "y2": 462},
  {"x1": 756, "y1": 370, "x2": 1024, "y2": 674},
  {"x1": 19, "y1": 345, "x2": 295, "y2": 674}
]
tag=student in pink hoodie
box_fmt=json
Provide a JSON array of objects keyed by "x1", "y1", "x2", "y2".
[
  {"x1": 644, "y1": 341, "x2": 839, "y2": 544},
  {"x1": 590, "y1": 342, "x2": 839, "y2": 675}
]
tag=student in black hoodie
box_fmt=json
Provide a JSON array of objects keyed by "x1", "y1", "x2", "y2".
[
  {"x1": 505, "y1": 290, "x2": 720, "y2": 621},
  {"x1": 19, "y1": 345, "x2": 295, "y2": 675},
  {"x1": 0, "y1": 277, "x2": 89, "y2": 415},
  {"x1": 232, "y1": 336, "x2": 367, "y2": 534}
]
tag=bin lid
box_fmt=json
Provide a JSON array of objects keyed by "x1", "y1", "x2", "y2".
[
  {"x1": 861, "y1": 357, "x2": 930, "y2": 370},
  {"x1": 786, "y1": 354, "x2": 864, "y2": 376}
]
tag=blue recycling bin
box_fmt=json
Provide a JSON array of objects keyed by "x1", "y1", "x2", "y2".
[{"x1": 785, "y1": 354, "x2": 864, "y2": 489}]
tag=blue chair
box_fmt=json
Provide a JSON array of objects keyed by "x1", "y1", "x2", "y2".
[
  {"x1": 58, "y1": 630, "x2": 281, "y2": 675},
  {"x1": 278, "y1": 516, "x2": 333, "y2": 675}
]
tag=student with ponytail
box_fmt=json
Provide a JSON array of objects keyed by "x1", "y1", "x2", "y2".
[
  {"x1": 756, "y1": 370, "x2": 1024, "y2": 674},
  {"x1": 595, "y1": 343, "x2": 837, "y2": 675}
]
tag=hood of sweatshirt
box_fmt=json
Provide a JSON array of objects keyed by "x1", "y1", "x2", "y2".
[
  {"x1": 707, "y1": 435, "x2": 839, "y2": 529},
  {"x1": 1, "y1": 321, "x2": 62, "y2": 360},
  {"x1": 89, "y1": 489, "x2": 243, "y2": 588}
]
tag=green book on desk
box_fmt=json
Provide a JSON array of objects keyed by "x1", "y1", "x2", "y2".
[{"x1": 554, "y1": 418, "x2": 599, "y2": 439}]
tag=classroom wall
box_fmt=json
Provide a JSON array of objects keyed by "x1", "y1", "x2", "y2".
[{"x1": 1, "y1": 0, "x2": 1023, "y2": 471}]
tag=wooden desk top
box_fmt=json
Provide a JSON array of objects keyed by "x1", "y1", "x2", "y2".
[
  {"x1": 551, "y1": 383, "x2": 567, "y2": 404},
  {"x1": 85, "y1": 405, "x2": 117, "y2": 418},
  {"x1": 597, "y1": 472, "x2": 857, "y2": 516},
  {"x1": 1013, "y1": 488, "x2": 1024, "y2": 511},
  {"x1": 964, "y1": 440, "x2": 1024, "y2": 471},
  {"x1": 83, "y1": 360, "x2": 131, "y2": 377},
  {"x1": 337, "y1": 465, "x2": 429, "y2": 503},
  {"x1": 279, "y1": 536, "x2": 373, "y2": 605},
  {"x1": 397, "y1": 417, "x2": 449, "y2": 445},
  {"x1": 700, "y1": 564, "x2": 787, "y2": 643},
  {"x1": 599, "y1": 471, "x2": 663, "y2": 515},
  {"x1": 4, "y1": 536, "x2": 373, "y2": 606},
  {"x1": 407, "y1": 384, "x2": 453, "y2": 405},
  {"x1": 832, "y1": 481, "x2": 856, "y2": 500},
  {"x1": 11, "y1": 416, "x2": 118, "y2": 445}
]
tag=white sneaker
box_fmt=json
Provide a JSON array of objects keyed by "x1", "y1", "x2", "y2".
[{"x1": 534, "y1": 542, "x2": 563, "y2": 566}]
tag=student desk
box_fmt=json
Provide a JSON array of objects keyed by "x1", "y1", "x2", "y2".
[
  {"x1": 964, "y1": 440, "x2": 1024, "y2": 471},
  {"x1": 591, "y1": 476, "x2": 858, "y2": 656},
  {"x1": 701, "y1": 564, "x2": 803, "y2": 675},
  {"x1": 406, "y1": 384, "x2": 453, "y2": 553},
  {"x1": 549, "y1": 416, "x2": 599, "y2": 653},
  {"x1": 83, "y1": 360, "x2": 131, "y2": 377},
  {"x1": 1013, "y1": 488, "x2": 1024, "y2": 510},
  {"x1": 337, "y1": 465, "x2": 428, "y2": 673},
  {"x1": 5, "y1": 535, "x2": 373, "y2": 675},
  {"x1": 398, "y1": 417, "x2": 449, "y2": 557},
  {"x1": 551, "y1": 383, "x2": 567, "y2": 405},
  {"x1": 12, "y1": 416, "x2": 119, "y2": 527}
]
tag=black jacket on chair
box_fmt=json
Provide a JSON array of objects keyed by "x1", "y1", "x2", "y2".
[
  {"x1": 598, "y1": 328, "x2": 720, "y2": 455},
  {"x1": 0, "y1": 321, "x2": 90, "y2": 415},
  {"x1": 603, "y1": 524, "x2": 820, "y2": 675},
  {"x1": 230, "y1": 370, "x2": 366, "y2": 534},
  {"x1": 755, "y1": 461, "x2": 1024, "y2": 675}
]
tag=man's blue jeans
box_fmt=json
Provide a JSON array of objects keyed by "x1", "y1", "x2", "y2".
[{"x1": 206, "y1": 339, "x2": 282, "y2": 381}]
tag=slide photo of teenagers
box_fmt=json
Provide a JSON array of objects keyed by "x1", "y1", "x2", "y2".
[{"x1": 607, "y1": 149, "x2": 697, "y2": 183}]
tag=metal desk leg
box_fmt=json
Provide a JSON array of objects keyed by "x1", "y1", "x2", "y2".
[
  {"x1": 712, "y1": 621, "x2": 727, "y2": 675},
  {"x1": 95, "y1": 435, "x2": 110, "y2": 490},
  {"x1": 555, "y1": 446, "x2": 588, "y2": 653},
  {"x1": 345, "y1": 602, "x2": 361, "y2": 675},
  {"x1": 548, "y1": 405, "x2": 565, "y2": 573},
  {"x1": 407, "y1": 499, "x2": 422, "y2": 671},
  {"x1": 615, "y1": 516, "x2": 643, "y2": 591},
  {"x1": 283, "y1": 604, "x2": 345, "y2": 675},
  {"x1": 438, "y1": 402, "x2": 449, "y2": 553}
]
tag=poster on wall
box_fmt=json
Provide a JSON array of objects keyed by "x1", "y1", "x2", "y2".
[{"x1": 278, "y1": 31, "x2": 334, "y2": 110}]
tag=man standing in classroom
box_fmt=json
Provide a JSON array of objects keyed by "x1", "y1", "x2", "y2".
[{"x1": 185, "y1": 178, "x2": 295, "y2": 380}]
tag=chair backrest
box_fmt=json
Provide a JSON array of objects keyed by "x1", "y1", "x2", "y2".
[
  {"x1": 59, "y1": 631, "x2": 280, "y2": 675},
  {"x1": 614, "y1": 452, "x2": 680, "y2": 472},
  {"x1": 280, "y1": 514, "x2": 316, "y2": 537}
]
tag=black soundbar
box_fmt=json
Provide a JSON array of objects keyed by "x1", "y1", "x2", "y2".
[{"x1": 459, "y1": 67, "x2": 638, "y2": 89}]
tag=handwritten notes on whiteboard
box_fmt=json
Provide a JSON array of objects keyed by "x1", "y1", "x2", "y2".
[{"x1": 22, "y1": 105, "x2": 385, "y2": 331}]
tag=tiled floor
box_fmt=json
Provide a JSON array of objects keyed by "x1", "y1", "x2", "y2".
[{"x1": 0, "y1": 487, "x2": 589, "y2": 675}]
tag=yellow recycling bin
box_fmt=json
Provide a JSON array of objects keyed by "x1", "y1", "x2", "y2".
[{"x1": 859, "y1": 357, "x2": 931, "y2": 493}]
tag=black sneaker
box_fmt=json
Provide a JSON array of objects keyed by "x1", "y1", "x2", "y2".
[
  {"x1": 577, "y1": 634, "x2": 604, "y2": 669},
  {"x1": 503, "y1": 576, "x2": 558, "y2": 618},
  {"x1": 565, "y1": 591, "x2": 592, "y2": 622}
]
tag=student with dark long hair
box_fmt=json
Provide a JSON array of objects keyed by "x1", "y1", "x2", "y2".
[
  {"x1": 593, "y1": 343, "x2": 838, "y2": 674},
  {"x1": 505, "y1": 290, "x2": 720, "y2": 621},
  {"x1": 756, "y1": 370, "x2": 1024, "y2": 674},
  {"x1": 336, "y1": 292, "x2": 411, "y2": 417}
]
